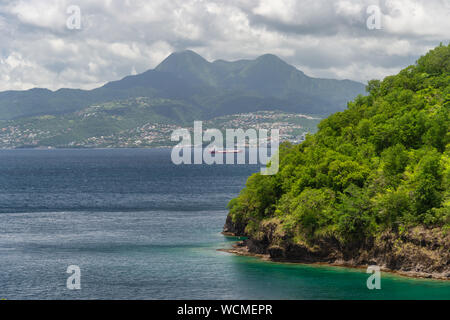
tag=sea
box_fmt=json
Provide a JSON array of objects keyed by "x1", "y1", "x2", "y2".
[{"x1": 0, "y1": 148, "x2": 448, "y2": 299}]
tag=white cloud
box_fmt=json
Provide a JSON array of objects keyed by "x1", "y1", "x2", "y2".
[
  {"x1": 0, "y1": 0, "x2": 448, "y2": 91},
  {"x1": 383, "y1": 0, "x2": 450, "y2": 39},
  {"x1": 6, "y1": 0, "x2": 68, "y2": 30},
  {"x1": 253, "y1": 0, "x2": 298, "y2": 23},
  {"x1": 335, "y1": 0, "x2": 365, "y2": 17}
]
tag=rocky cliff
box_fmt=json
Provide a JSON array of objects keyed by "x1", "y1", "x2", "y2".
[{"x1": 224, "y1": 216, "x2": 450, "y2": 280}]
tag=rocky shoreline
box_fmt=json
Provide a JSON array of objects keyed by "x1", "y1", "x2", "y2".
[{"x1": 222, "y1": 215, "x2": 450, "y2": 281}]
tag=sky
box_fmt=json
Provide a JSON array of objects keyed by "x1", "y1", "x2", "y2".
[{"x1": 0, "y1": 0, "x2": 448, "y2": 91}]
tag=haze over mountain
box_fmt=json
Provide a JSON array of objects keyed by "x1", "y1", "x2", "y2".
[{"x1": 0, "y1": 51, "x2": 365, "y2": 121}]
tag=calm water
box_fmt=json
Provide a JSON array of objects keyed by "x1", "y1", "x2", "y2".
[{"x1": 0, "y1": 149, "x2": 448, "y2": 300}]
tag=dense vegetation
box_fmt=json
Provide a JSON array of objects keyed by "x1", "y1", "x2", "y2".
[
  {"x1": 228, "y1": 44, "x2": 450, "y2": 244},
  {"x1": 0, "y1": 51, "x2": 364, "y2": 120}
]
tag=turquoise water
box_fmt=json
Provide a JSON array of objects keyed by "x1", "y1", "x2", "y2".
[{"x1": 0, "y1": 149, "x2": 448, "y2": 299}]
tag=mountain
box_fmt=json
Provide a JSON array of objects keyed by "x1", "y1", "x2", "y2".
[
  {"x1": 0, "y1": 51, "x2": 365, "y2": 120},
  {"x1": 224, "y1": 43, "x2": 450, "y2": 279}
]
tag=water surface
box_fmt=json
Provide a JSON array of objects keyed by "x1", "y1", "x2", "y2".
[{"x1": 0, "y1": 149, "x2": 448, "y2": 299}]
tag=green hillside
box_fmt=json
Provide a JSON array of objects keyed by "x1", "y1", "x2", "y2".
[
  {"x1": 0, "y1": 51, "x2": 365, "y2": 120},
  {"x1": 227, "y1": 44, "x2": 450, "y2": 245},
  {"x1": 0, "y1": 97, "x2": 201, "y2": 148},
  {"x1": 0, "y1": 104, "x2": 321, "y2": 148}
]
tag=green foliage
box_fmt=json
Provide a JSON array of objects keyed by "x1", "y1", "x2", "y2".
[
  {"x1": 228, "y1": 43, "x2": 450, "y2": 243},
  {"x1": 281, "y1": 188, "x2": 337, "y2": 240},
  {"x1": 381, "y1": 144, "x2": 409, "y2": 186},
  {"x1": 416, "y1": 43, "x2": 450, "y2": 75}
]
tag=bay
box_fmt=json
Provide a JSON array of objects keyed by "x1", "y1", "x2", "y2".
[{"x1": 0, "y1": 149, "x2": 448, "y2": 299}]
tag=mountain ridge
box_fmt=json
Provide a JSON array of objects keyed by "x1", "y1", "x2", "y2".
[{"x1": 0, "y1": 50, "x2": 365, "y2": 120}]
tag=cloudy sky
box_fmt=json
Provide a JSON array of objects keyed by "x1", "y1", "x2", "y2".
[{"x1": 0, "y1": 0, "x2": 448, "y2": 91}]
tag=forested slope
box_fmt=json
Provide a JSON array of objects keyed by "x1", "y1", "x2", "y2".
[{"x1": 225, "y1": 44, "x2": 450, "y2": 278}]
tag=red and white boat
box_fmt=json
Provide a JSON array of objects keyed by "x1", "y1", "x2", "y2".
[{"x1": 209, "y1": 148, "x2": 243, "y2": 154}]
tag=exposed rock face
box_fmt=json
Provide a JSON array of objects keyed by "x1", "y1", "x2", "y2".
[
  {"x1": 223, "y1": 214, "x2": 247, "y2": 236},
  {"x1": 223, "y1": 214, "x2": 450, "y2": 279}
]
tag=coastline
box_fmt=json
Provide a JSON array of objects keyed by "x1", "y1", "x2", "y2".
[
  {"x1": 218, "y1": 237, "x2": 450, "y2": 281},
  {"x1": 220, "y1": 215, "x2": 450, "y2": 281}
]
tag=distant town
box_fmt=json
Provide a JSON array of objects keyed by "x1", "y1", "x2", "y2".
[{"x1": 0, "y1": 111, "x2": 321, "y2": 149}]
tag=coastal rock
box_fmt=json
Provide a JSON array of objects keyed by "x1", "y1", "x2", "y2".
[
  {"x1": 223, "y1": 214, "x2": 247, "y2": 236},
  {"x1": 224, "y1": 214, "x2": 450, "y2": 279}
]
